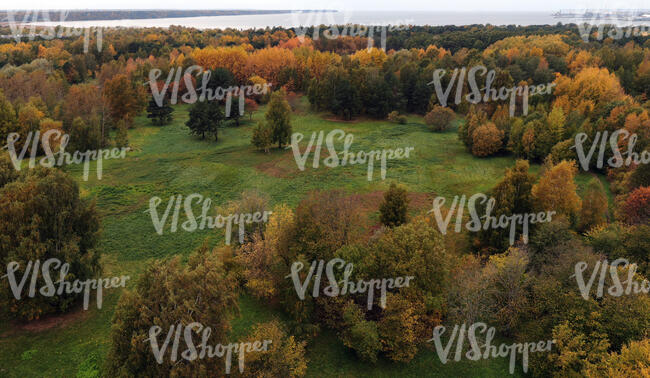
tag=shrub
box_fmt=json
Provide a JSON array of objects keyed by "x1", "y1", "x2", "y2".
[
  {"x1": 424, "y1": 105, "x2": 455, "y2": 131},
  {"x1": 471, "y1": 122, "x2": 504, "y2": 157},
  {"x1": 387, "y1": 111, "x2": 407, "y2": 124}
]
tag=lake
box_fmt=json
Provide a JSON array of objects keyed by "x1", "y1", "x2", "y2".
[{"x1": 28, "y1": 11, "x2": 569, "y2": 29}]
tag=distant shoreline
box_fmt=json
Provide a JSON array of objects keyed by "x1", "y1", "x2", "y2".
[{"x1": 0, "y1": 9, "x2": 337, "y2": 23}]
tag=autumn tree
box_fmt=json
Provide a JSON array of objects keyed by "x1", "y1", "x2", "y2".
[
  {"x1": 478, "y1": 160, "x2": 536, "y2": 252},
  {"x1": 245, "y1": 98, "x2": 259, "y2": 120},
  {"x1": 628, "y1": 163, "x2": 650, "y2": 191},
  {"x1": 0, "y1": 168, "x2": 101, "y2": 321},
  {"x1": 387, "y1": 111, "x2": 407, "y2": 124},
  {"x1": 424, "y1": 105, "x2": 455, "y2": 132},
  {"x1": 114, "y1": 119, "x2": 129, "y2": 148},
  {"x1": 17, "y1": 103, "x2": 44, "y2": 136},
  {"x1": 618, "y1": 186, "x2": 650, "y2": 225},
  {"x1": 584, "y1": 339, "x2": 650, "y2": 377},
  {"x1": 68, "y1": 116, "x2": 103, "y2": 151},
  {"x1": 105, "y1": 243, "x2": 238, "y2": 377},
  {"x1": 61, "y1": 83, "x2": 104, "y2": 127},
  {"x1": 579, "y1": 178, "x2": 609, "y2": 233},
  {"x1": 532, "y1": 160, "x2": 582, "y2": 222},
  {"x1": 265, "y1": 89, "x2": 292, "y2": 149},
  {"x1": 471, "y1": 122, "x2": 504, "y2": 157},
  {"x1": 221, "y1": 190, "x2": 270, "y2": 246},
  {"x1": 103, "y1": 73, "x2": 146, "y2": 124},
  {"x1": 379, "y1": 183, "x2": 409, "y2": 227},
  {"x1": 0, "y1": 90, "x2": 17, "y2": 141},
  {"x1": 240, "y1": 320, "x2": 308, "y2": 377},
  {"x1": 0, "y1": 154, "x2": 18, "y2": 188}
]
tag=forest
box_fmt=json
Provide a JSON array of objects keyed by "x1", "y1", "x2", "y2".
[{"x1": 0, "y1": 20, "x2": 649, "y2": 377}]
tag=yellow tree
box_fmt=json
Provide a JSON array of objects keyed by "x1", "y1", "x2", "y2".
[{"x1": 532, "y1": 160, "x2": 582, "y2": 220}]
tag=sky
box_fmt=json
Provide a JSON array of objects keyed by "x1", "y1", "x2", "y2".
[{"x1": 2, "y1": 0, "x2": 648, "y2": 12}]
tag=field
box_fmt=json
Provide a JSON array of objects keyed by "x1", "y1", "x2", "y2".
[{"x1": 0, "y1": 96, "x2": 607, "y2": 377}]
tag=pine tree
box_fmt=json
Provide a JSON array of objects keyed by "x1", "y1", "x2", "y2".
[
  {"x1": 379, "y1": 183, "x2": 409, "y2": 227},
  {"x1": 186, "y1": 100, "x2": 223, "y2": 141},
  {"x1": 252, "y1": 121, "x2": 273, "y2": 153},
  {"x1": 146, "y1": 96, "x2": 173, "y2": 126}
]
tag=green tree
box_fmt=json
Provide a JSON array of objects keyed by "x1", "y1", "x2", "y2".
[
  {"x1": 186, "y1": 100, "x2": 224, "y2": 141},
  {"x1": 251, "y1": 121, "x2": 273, "y2": 153},
  {"x1": 478, "y1": 160, "x2": 536, "y2": 253},
  {"x1": 0, "y1": 154, "x2": 18, "y2": 189},
  {"x1": 0, "y1": 90, "x2": 17, "y2": 141},
  {"x1": 579, "y1": 178, "x2": 609, "y2": 233},
  {"x1": 0, "y1": 168, "x2": 101, "y2": 321},
  {"x1": 105, "y1": 243, "x2": 238, "y2": 376},
  {"x1": 69, "y1": 117, "x2": 103, "y2": 151},
  {"x1": 114, "y1": 119, "x2": 129, "y2": 148},
  {"x1": 265, "y1": 89, "x2": 292, "y2": 149},
  {"x1": 226, "y1": 96, "x2": 242, "y2": 126},
  {"x1": 146, "y1": 96, "x2": 174, "y2": 126},
  {"x1": 379, "y1": 183, "x2": 409, "y2": 227}
]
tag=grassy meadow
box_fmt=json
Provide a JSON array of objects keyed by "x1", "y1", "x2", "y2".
[{"x1": 0, "y1": 96, "x2": 606, "y2": 377}]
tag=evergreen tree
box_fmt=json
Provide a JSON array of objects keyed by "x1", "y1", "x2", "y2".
[
  {"x1": 251, "y1": 121, "x2": 273, "y2": 152},
  {"x1": 186, "y1": 100, "x2": 224, "y2": 141},
  {"x1": 379, "y1": 183, "x2": 409, "y2": 227},
  {"x1": 226, "y1": 96, "x2": 242, "y2": 126},
  {"x1": 146, "y1": 96, "x2": 173, "y2": 126}
]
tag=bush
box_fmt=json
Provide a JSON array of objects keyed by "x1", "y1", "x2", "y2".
[
  {"x1": 424, "y1": 105, "x2": 455, "y2": 131},
  {"x1": 387, "y1": 111, "x2": 407, "y2": 124},
  {"x1": 471, "y1": 122, "x2": 504, "y2": 157}
]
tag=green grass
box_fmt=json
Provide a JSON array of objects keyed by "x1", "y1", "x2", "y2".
[{"x1": 1, "y1": 98, "x2": 602, "y2": 377}]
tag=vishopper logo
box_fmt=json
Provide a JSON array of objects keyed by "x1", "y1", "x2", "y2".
[
  {"x1": 573, "y1": 258, "x2": 650, "y2": 299},
  {"x1": 428, "y1": 65, "x2": 556, "y2": 117},
  {"x1": 5, "y1": 10, "x2": 103, "y2": 53},
  {"x1": 2, "y1": 130, "x2": 130, "y2": 181},
  {"x1": 289, "y1": 3, "x2": 412, "y2": 51},
  {"x1": 1, "y1": 258, "x2": 130, "y2": 310},
  {"x1": 146, "y1": 66, "x2": 271, "y2": 117},
  {"x1": 289, "y1": 129, "x2": 414, "y2": 181},
  {"x1": 145, "y1": 194, "x2": 272, "y2": 245},
  {"x1": 287, "y1": 258, "x2": 414, "y2": 310},
  {"x1": 428, "y1": 194, "x2": 555, "y2": 246},
  {"x1": 146, "y1": 322, "x2": 272, "y2": 373},
  {"x1": 573, "y1": 130, "x2": 650, "y2": 171},
  {"x1": 578, "y1": 21, "x2": 650, "y2": 42},
  {"x1": 428, "y1": 322, "x2": 555, "y2": 374},
  {"x1": 567, "y1": 1, "x2": 650, "y2": 41}
]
